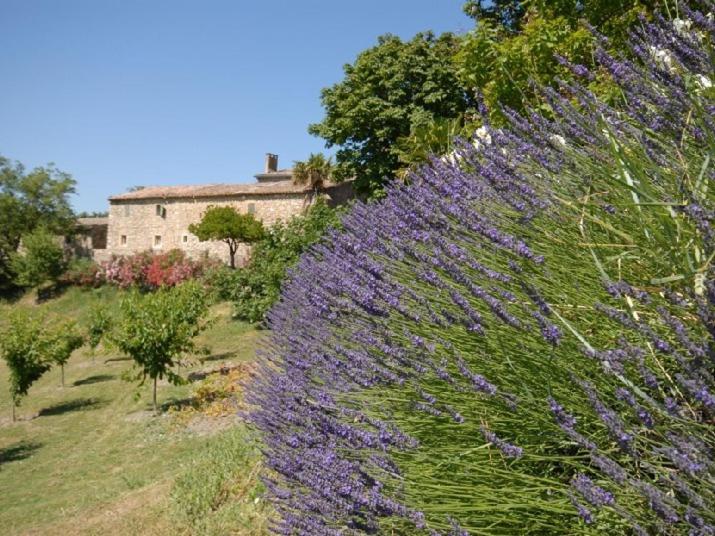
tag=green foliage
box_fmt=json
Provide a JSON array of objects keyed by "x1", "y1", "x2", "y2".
[
  {"x1": 0, "y1": 311, "x2": 53, "y2": 417},
  {"x1": 311, "y1": 3, "x2": 662, "y2": 193},
  {"x1": 293, "y1": 153, "x2": 334, "y2": 192},
  {"x1": 228, "y1": 199, "x2": 342, "y2": 323},
  {"x1": 170, "y1": 426, "x2": 269, "y2": 535},
  {"x1": 454, "y1": 2, "x2": 659, "y2": 124},
  {"x1": 309, "y1": 32, "x2": 472, "y2": 196},
  {"x1": 10, "y1": 227, "x2": 67, "y2": 288},
  {"x1": 110, "y1": 281, "x2": 211, "y2": 412},
  {"x1": 45, "y1": 322, "x2": 84, "y2": 387},
  {"x1": 189, "y1": 206, "x2": 265, "y2": 268},
  {"x1": 0, "y1": 157, "x2": 76, "y2": 291},
  {"x1": 86, "y1": 304, "x2": 111, "y2": 352}
]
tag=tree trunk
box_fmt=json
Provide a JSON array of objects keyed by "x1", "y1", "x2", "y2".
[
  {"x1": 60, "y1": 364, "x2": 65, "y2": 388},
  {"x1": 153, "y1": 377, "x2": 158, "y2": 415},
  {"x1": 12, "y1": 403, "x2": 16, "y2": 423}
]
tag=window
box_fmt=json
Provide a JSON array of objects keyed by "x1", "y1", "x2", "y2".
[
  {"x1": 155, "y1": 204, "x2": 166, "y2": 218},
  {"x1": 182, "y1": 235, "x2": 188, "y2": 243},
  {"x1": 120, "y1": 235, "x2": 127, "y2": 246},
  {"x1": 154, "y1": 235, "x2": 162, "y2": 247},
  {"x1": 247, "y1": 203, "x2": 256, "y2": 215}
]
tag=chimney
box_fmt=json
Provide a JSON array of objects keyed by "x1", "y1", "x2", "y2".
[{"x1": 265, "y1": 153, "x2": 278, "y2": 173}]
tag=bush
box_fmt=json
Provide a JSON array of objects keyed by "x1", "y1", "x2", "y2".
[
  {"x1": 60, "y1": 258, "x2": 104, "y2": 288},
  {"x1": 230, "y1": 199, "x2": 343, "y2": 323},
  {"x1": 10, "y1": 227, "x2": 67, "y2": 288},
  {"x1": 102, "y1": 249, "x2": 218, "y2": 291},
  {"x1": 249, "y1": 9, "x2": 714, "y2": 535}
]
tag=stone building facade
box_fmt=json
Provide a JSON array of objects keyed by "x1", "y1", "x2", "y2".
[{"x1": 97, "y1": 155, "x2": 352, "y2": 266}]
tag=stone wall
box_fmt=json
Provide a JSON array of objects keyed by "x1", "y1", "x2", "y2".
[{"x1": 106, "y1": 193, "x2": 310, "y2": 265}]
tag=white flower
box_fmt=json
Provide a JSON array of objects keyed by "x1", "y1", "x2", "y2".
[
  {"x1": 695, "y1": 74, "x2": 713, "y2": 90},
  {"x1": 549, "y1": 134, "x2": 566, "y2": 147},
  {"x1": 649, "y1": 45, "x2": 676, "y2": 73},
  {"x1": 673, "y1": 18, "x2": 692, "y2": 36},
  {"x1": 440, "y1": 151, "x2": 462, "y2": 166},
  {"x1": 474, "y1": 125, "x2": 492, "y2": 148}
]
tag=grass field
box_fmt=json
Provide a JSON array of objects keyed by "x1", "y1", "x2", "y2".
[{"x1": 0, "y1": 286, "x2": 269, "y2": 535}]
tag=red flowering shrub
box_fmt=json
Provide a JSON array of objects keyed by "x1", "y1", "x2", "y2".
[{"x1": 102, "y1": 249, "x2": 218, "y2": 290}]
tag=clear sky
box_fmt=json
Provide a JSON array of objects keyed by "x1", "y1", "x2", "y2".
[{"x1": 0, "y1": 0, "x2": 472, "y2": 213}]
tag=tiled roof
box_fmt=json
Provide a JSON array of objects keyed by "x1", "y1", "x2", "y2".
[
  {"x1": 108, "y1": 180, "x2": 331, "y2": 201},
  {"x1": 76, "y1": 217, "x2": 109, "y2": 226}
]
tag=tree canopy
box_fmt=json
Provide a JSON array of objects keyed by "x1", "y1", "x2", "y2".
[
  {"x1": 0, "y1": 157, "x2": 76, "y2": 291},
  {"x1": 188, "y1": 206, "x2": 265, "y2": 269},
  {"x1": 110, "y1": 282, "x2": 210, "y2": 414},
  {"x1": 308, "y1": 32, "x2": 472, "y2": 196},
  {"x1": 11, "y1": 227, "x2": 67, "y2": 288},
  {"x1": 293, "y1": 153, "x2": 334, "y2": 193},
  {"x1": 309, "y1": 2, "x2": 661, "y2": 197}
]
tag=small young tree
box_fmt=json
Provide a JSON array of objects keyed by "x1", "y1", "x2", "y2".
[
  {"x1": 0, "y1": 311, "x2": 53, "y2": 421},
  {"x1": 86, "y1": 304, "x2": 111, "y2": 359},
  {"x1": 10, "y1": 227, "x2": 67, "y2": 288},
  {"x1": 46, "y1": 322, "x2": 84, "y2": 387},
  {"x1": 189, "y1": 206, "x2": 264, "y2": 268},
  {"x1": 110, "y1": 281, "x2": 210, "y2": 414}
]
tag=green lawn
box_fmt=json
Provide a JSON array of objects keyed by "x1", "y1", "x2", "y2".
[{"x1": 0, "y1": 286, "x2": 268, "y2": 535}]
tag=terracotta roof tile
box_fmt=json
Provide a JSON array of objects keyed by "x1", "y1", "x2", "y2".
[{"x1": 108, "y1": 180, "x2": 320, "y2": 201}]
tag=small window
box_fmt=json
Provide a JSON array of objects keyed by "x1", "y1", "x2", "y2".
[
  {"x1": 247, "y1": 203, "x2": 256, "y2": 215},
  {"x1": 182, "y1": 235, "x2": 188, "y2": 243},
  {"x1": 155, "y1": 204, "x2": 166, "y2": 217},
  {"x1": 124, "y1": 205, "x2": 131, "y2": 217},
  {"x1": 154, "y1": 235, "x2": 162, "y2": 247},
  {"x1": 120, "y1": 235, "x2": 127, "y2": 246}
]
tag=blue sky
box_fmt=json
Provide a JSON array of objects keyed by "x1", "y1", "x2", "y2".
[{"x1": 0, "y1": 0, "x2": 472, "y2": 212}]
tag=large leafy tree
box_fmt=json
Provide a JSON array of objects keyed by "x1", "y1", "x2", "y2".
[
  {"x1": 0, "y1": 157, "x2": 76, "y2": 291},
  {"x1": 189, "y1": 206, "x2": 265, "y2": 269},
  {"x1": 309, "y1": 32, "x2": 473, "y2": 196}
]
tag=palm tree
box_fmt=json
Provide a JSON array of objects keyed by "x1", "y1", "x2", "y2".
[{"x1": 293, "y1": 153, "x2": 334, "y2": 194}]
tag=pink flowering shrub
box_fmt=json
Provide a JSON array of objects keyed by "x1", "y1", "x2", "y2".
[{"x1": 102, "y1": 249, "x2": 218, "y2": 290}]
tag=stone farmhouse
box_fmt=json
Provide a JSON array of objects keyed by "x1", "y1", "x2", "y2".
[{"x1": 86, "y1": 154, "x2": 352, "y2": 266}]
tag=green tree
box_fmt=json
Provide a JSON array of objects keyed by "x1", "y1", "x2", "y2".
[
  {"x1": 46, "y1": 322, "x2": 84, "y2": 387},
  {"x1": 455, "y1": 1, "x2": 661, "y2": 123},
  {"x1": 309, "y1": 32, "x2": 472, "y2": 197},
  {"x1": 0, "y1": 312, "x2": 53, "y2": 421},
  {"x1": 10, "y1": 227, "x2": 67, "y2": 288},
  {"x1": 0, "y1": 157, "x2": 76, "y2": 291},
  {"x1": 189, "y1": 206, "x2": 265, "y2": 269},
  {"x1": 293, "y1": 153, "x2": 334, "y2": 193},
  {"x1": 110, "y1": 282, "x2": 210, "y2": 414},
  {"x1": 86, "y1": 304, "x2": 111, "y2": 358},
  {"x1": 228, "y1": 199, "x2": 342, "y2": 323}
]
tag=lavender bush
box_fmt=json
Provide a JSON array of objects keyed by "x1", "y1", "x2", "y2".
[{"x1": 249, "y1": 4, "x2": 714, "y2": 534}]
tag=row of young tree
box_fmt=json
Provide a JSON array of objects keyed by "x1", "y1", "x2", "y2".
[
  {"x1": 0, "y1": 281, "x2": 211, "y2": 420},
  {"x1": 308, "y1": 0, "x2": 665, "y2": 196}
]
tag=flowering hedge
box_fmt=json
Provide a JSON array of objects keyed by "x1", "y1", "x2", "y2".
[
  {"x1": 63, "y1": 250, "x2": 220, "y2": 290},
  {"x1": 249, "y1": 6, "x2": 714, "y2": 536},
  {"x1": 103, "y1": 249, "x2": 220, "y2": 290}
]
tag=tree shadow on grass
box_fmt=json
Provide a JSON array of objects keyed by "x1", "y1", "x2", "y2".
[
  {"x1": 0, "y1": 440, "x2": 42, "y2": 467},
  {"x1": 200, "y1": 352, "x2": 237, "y2": 363},
  {"x1": 38, "y1": 397, "x2": 107, "y2": 417},
  {"x1": 160, "y1": 397, "x2": 194, "y2": 412},
  {"x1": 73, "y1": 374, "x2": 115, "y2": 386},
  {"x1": 103, "y1": 356, "x2": 132, "y2": 364}
]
